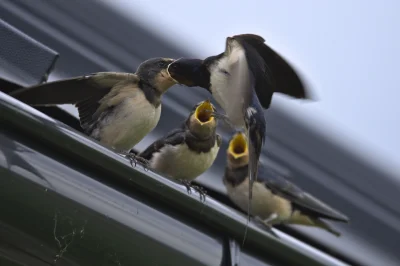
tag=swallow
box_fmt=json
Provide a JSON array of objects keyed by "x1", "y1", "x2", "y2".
[
  {"x1": 10, "y1": 57, "x2": 177, "y2": 165},
  {"x1": 139, "y1": 99, "x2": 221, "y2": 198},
  {"x1": 223, "y1": 132, "x2": 349, "y2": 237},
  {"x1": 167, "y1": 33, "x2": 310, "y2": 222}
]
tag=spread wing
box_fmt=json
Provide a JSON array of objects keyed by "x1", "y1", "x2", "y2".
[
  {"x1": 258, "y1": 166, "x2": 349, "y2": 222},
  {"x1": 10, "y1": 72, "x2": 139, "y2": 127},
  {"x1": 233, "y1": 34, "x2": 310, "y2": 109},
  {"x1": 139, "y1": 127, "x2": 186, "y2": 161}
]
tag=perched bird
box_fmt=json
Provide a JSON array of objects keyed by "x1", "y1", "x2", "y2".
[
  {"x1": 167, "y1": 34, "x2": 310, "y2": 221},
  {"x1": 10, "y1": 57, "x2": 177, "y2": 163},
  {"x1": 139, "y1": 99, "x2": 221, "y2": 196},
  {"x1": 223, "y1": 132, "x2": 349, "y2": 237}
]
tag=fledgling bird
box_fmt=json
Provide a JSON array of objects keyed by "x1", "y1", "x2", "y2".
[
  {"x1": 167, "y1": 34, "x2": 311, "y2": 221},
  {"x1": 10, "y1": 57, "x2": 178, "y2": 164},
  {"x1": 224, "y1": 132, "x2": 349, "y2": 237},
  {"x1": 139, "y1": 99, "x2": 221, "y2": 196}
]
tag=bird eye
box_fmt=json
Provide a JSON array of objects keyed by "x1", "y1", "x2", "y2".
[
  {"x1": 158, "y1": 62, "x2": 166, "y2": 67},
  {"x1": 219, "y1": 69, "x2": 230, "y2": 75}
]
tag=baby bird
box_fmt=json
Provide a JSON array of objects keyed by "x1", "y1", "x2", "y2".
[
  {"x1": 223, "y1": 132, "x2": 349, "y2": 236},
  {"x1": 139, "y1": 99, "x2": 221, "y2": 196}
]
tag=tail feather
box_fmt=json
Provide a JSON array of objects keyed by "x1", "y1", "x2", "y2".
[{"x1": 242, "y1": 126, "x2": 264, "y2": 246}]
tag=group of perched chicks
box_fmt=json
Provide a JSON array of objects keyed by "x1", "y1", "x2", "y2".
[{"x1": 10, "y1": 33, "x2": 349, "y2": 238}]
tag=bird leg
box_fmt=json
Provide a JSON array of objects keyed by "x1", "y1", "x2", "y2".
[
  {"x1": 177, "y1": 179, "x2": 207, "y2": 202},
  {"x1": 119, "y1": 152, "x2": 149, "y2": 170},
  {"x1": 263, "y1": 213, "x2": 279, "y2": 224},
  {"x1": 253, "y1": 216, "x2": 280, "y2": 239}
]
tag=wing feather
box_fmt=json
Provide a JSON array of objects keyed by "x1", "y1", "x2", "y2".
[{"x1": 258, "y1": 166, "x2": 349, "y2": 222}]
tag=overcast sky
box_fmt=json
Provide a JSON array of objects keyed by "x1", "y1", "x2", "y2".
[{"x1": 107, "y1": 0, "x2": 399, "y2": 177}]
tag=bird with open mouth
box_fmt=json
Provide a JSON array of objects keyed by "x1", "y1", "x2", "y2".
[
  {"x1": 139, "y1": 99, "x2": 222, "y2": 199},
  {"x1": 224, "y1": 132, "x2": 349, "y2": 237},
  {"x1": 10, "y1": 57, "x2": 179, "y2": 166}
]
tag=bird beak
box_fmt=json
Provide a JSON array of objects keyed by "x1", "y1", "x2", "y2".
[
  {"x1": 228, "y1": 132, "x2": 248, "y2": 159},
  {"x1": 167, "y1": 58, "x2": 204, "y2": 87},
  {"x1": 167, "y1": 58, "x2": 182, "y2": 83},
  {"x1": 194, "y1": 99, "x2": 215, "y2": 125}
]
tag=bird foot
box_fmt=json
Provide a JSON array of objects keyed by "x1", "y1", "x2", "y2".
[
  {"x1": 178, "y1": 179, "x2": 207, "y2": 202},
  {"x1": 121, "y1": 152, "x2": 149, "y2": 171},
  {"x1": 253, "y1": 216, "x2": 280, "y2": 239}
]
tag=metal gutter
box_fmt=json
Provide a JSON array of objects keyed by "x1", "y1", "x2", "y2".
[{"x1": 0, "y1": 92, "x2": 349, "y2": 266}]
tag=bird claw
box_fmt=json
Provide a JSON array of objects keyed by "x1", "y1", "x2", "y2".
[
  {"x1": 123, "y1": 153, "x2": 149, "y2": 171},
  {"x1": 192, "y1": 184, "x2": 207, "y2": 202},
  {"x1": 178, "y1": 179, "x2": 207, "y2": 202}
]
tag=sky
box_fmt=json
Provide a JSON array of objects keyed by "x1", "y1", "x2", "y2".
[{"x1": 103, "y1": 0, "x2": 399, "y2": 178}]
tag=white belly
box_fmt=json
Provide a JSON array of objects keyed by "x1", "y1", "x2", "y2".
[
  {"x1": 150, "y1": 142, "x2": 220, "y2": 181},
  {"x1": 100, "y1": 96, "x2": 161, "y2": 152},
  {"x1": 210, "y1": 73, "x2": 245, "y2": 128}
]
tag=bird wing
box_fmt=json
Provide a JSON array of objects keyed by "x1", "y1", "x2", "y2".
[
  {"x1": 258, "y1": 166, "x2": 349, "y2": 222},
  {"x1": 10, "y1": 72, "x2": 139, "y2": 127},
  {"x1": 232, "y1": 34, "x2": 310, "y2": 109},
  {"x1": 139, "y1": 127, "x2": 186, "y2": 161}
]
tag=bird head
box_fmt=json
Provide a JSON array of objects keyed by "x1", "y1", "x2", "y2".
[
  {"x1": 167, "y1": 57, "x2": 212, "y2": 90},
  {"x1": 227, "y1": 132, "x2": 249, "y2": 168},
  {"x1": 136, "y1": 57, "x2": 178, "y2": 94},
  {"x1": 187, "y1": 99, "x2": 217, "y2": 139}
]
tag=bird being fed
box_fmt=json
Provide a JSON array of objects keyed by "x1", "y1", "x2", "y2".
[
  {"x1": 139, "y1": 99, "x2": 222, "y2": 200},
  {"x1": 224, "y1": 132, "x2": 349, "y2": 238}
]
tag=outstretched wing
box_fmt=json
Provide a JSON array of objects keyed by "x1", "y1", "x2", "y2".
[
  {"x1": 233, "y1": 34, "x2": 310, "y2": 109},
  {"x1": 11, "y1": 72, "x2": 139, "y2": 127}
]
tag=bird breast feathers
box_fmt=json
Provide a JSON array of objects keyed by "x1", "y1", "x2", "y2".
[
  {"x1": 150, "y1": 142, "x2": 220, "y2": 180},
  {"x1": 210, "y1": 42, "x2": 250, "y2": 126}
]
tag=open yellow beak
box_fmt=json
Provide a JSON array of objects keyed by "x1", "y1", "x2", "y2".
[
  {"x1": 228, "y1": 132, "x2": 248, "y2": 159},
  {"x1": 195, "y1": 99, "x2": 215, "y2": 125}
]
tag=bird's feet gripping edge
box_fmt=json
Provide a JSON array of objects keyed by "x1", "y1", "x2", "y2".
[
  {"x1": 120, "y1": 152, "x2": 150, "y2": 170},
  {"x1": 178, "y1": 179, "x2": 207, "y2": 202}
]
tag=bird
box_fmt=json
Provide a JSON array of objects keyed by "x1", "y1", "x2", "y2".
[
  {"x1": 10, "y1": 57, "x2": 178, "y2": 164},
  {"x1": 139, "y1": 99, "x2": 221, "y2": 198},
  {"x1": 223, "y1": 131, "x2": 349, "y2": 237},
  {"x1": 167, "y1": 33, "x2": 311, "y2": 225}
]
